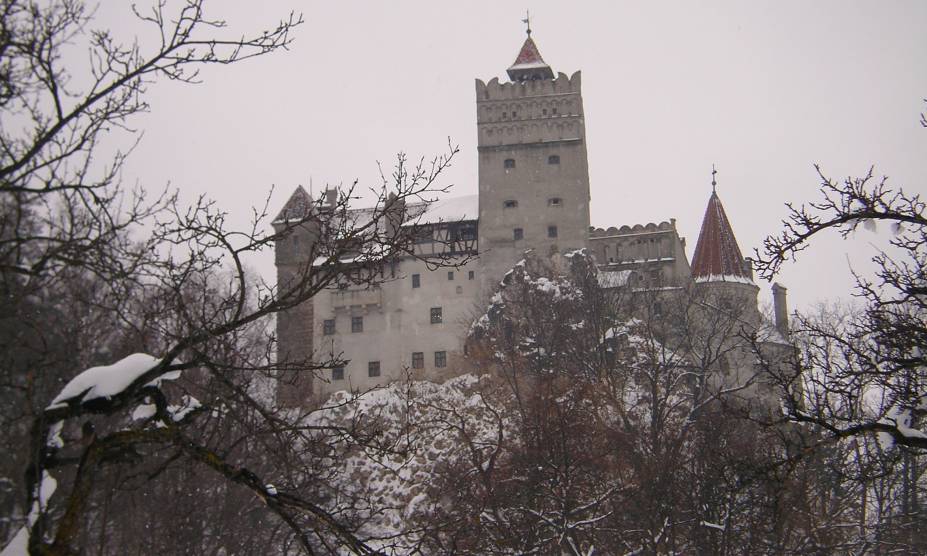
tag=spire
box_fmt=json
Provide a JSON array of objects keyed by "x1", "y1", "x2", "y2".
[
  {"x1": 507, "y1": 16, "x2": 554, "y2": 82},
  {"x1": 690, "y1": 175, "x2": 752, "y2": 283}
]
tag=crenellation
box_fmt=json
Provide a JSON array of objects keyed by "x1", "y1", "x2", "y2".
[{"x1": 475, "y1": 71, "x2": 581, "y2": 103}]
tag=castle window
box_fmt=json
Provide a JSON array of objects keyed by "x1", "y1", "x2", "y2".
[
  {"x1": 548, "y1": 197, "x2": 562, "y2": 206},
  {"x1": 542, "y1": 108, "x2": 548, "y2": 115},
  {"x1": 351, "y1": 316, "x2": 363, "y2": 333},
  {"x1": 412, "y1": 273, "x2": 420, "y2": 288},
  {"x1": 468, "y1": 270, "x2": 475, "y2": 280},
  {"x1": 548, "y1": 225, "x2": 558, "y2": 238},
  {"x1": 548, "y1": 155, "x2": 560, "y2": 165},
  {"x1": 332, "y1": 366, "x2": 344, "y2": 381},
  {"x1": 455, "y1": 223, "x2": 477, "y2": 240},
  {"x1": 504, "y1": 158, "x2": 515, "y2": 169},
  {"x1": 502, "y1": 111, "x2": 507, "y2": 119},
  {"x1": 323, "y1": 319, "x2": 335, "y2": 335},
  {"x1": 414, "y1": 225, "x2": 433, "y2": 244},
  {"x1": 430, "y1": 307, "x2": 443, "y2": 324},
  {"x1": 513, "y1": 228, "x2": 524, "y2": 241},
  {"x1": 552, "y1": 107, "x2": 558, "y2": 115},
  {"x1": 412, "y1": 352, "x2": 424, "y2": 369},
  {"x1": 503, "y1": 199, "x2": 518, "y2": 209},
  {"x1": 447, "y1": 271, "x2": 454, "y2": 281},
  {"x1": 434, "y1": 351, "x2": 447, "y2": 368},
  {"x1": 368, "y1": 361, "x2": 381, "y2": 378},
  {"x1": 511, "y1": 110, "x2": 517, "y2": 118}
]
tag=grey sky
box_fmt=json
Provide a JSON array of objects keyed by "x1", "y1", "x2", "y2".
[{"x1": 103, "y1": 1, "x2": 927, "y2": 311}]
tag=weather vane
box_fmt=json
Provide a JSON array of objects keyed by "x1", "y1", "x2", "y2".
[
  {"x1": 711, "y1": 164, "x2": 718, "y2": 192},
  {"x1": 522, "y1": 10, "x2": 532, "y2": 36}
]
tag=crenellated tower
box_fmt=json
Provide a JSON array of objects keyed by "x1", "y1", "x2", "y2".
[{"x1": 476, "y1": 30, "x2": 591, "y2": 290}]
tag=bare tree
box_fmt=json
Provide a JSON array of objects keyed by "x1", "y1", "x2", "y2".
[
  {"x1": 754, "y1": 149, "x2": 926, "y2": 551},
  {"x1": 0, "y1": 2, "x2": 469, "y2": 554}
]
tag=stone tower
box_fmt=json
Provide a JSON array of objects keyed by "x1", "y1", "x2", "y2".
[
  {"x1": 475, "y1": 31, "x2": 591, "y2": 290},
  {"x1": 272, "y1": 185, "x2": 320, "y2": 406}
]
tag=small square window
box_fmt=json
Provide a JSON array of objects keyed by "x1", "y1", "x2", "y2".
[
  {"x1": 332, "y1": 366, "x2": 344, "y2": 381},
  {"x1": 447, "y1": 271, "x2": 454, "y2": 281},
  {"x1": 503, "y1": 200, "x2": 518, "y2": 209},
  {"x1": 504, "y1": 158, "x2": 515, "y2": 169},
  {"x1": 548, "y1": 197, "x2": 562, "y2": 206},
  {"x1": 548, "y1": 155, "x2": 560, "y2": 165},
  {"x1": 435, "y1": 351, "x2": 447, "y2": 368},
  {"x1": 412, "y1": 352, "x2": 424, "y2": 369},
  {"x1": 548, "y1": 225, "x2": 558, "y2": 238},
  {"x1": 414, "y1": 225, "x2": 432, "y2": 244},
  {"x1": 351, "y1": 316, "x2": 363, "y2": 333},
  {"x1": 513, "y1": 228, "x2": 524, "y2": 241},
  {"x1": 468, "y1": 270, "x2": 475, "y2": 280},
  {"x1": 323, "y1": 319, "x2": 335, "y2": 335},
  {"x1": 412, "y1": 273, "x2": 420, "y2": 288},
  {"x1": 430, "y1": 307, "x2": 443, "y2": 324},
  {"x1": 368, "y1": 361, "x2": 380, "y2": 377}
]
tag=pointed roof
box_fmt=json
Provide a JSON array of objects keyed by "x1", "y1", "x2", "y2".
[
  {"x1": 690, "y1": 189, "x2": 752, "y2": 283},
  {"x1": 273, "y1": 185, "x2": 313, "y2": 223},
  {"x1": 507, "y1": 36, "x2": 555, "y2": 82}
]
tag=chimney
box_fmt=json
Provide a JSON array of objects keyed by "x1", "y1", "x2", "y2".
[
  {"x1": 324, "y1": 187, "x2": 338, "y2": 209},
  {"x1": 743, "y1": 257, "x2": 755, "y2": 281},
  {"x1": 771, "y1": 283, "x2": 789, "y2": 337}
]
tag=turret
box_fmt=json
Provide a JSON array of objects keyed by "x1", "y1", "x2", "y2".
[
  {"x1": 690, "y1": 173, "x2": 760, "y2": 317},
  {"x1": 272, "y1": 185, "x2": 321, "y2": 407}
]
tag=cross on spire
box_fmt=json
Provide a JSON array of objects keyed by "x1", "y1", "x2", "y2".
[
  {"x1": 522, "y1": 10, "x2": 532, "y2": 36},
  {"x1": 711, "y1": 164, "x2": 717, "y2": 193}
]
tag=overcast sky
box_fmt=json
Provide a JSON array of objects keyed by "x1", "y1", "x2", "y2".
[{"x1": 99, "y1": 1, "x2": 927, "y2": 312}]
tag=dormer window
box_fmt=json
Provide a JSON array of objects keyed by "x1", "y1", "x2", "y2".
[
  {"x1": 503, "y1": 200, "x2": 518, "y2": 209},
  {"x1": 504, "y1": 158, "x2": 516, "y2": 169}
]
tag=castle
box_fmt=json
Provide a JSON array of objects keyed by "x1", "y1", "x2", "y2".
[{"x1": 273, "y1": 31, "x2": 791, "y2": 406}]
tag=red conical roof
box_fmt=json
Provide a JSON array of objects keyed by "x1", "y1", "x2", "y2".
[
  {"x1": 507, "y1": 35, "x2": 555, "y2": 81},
  {"x1": 690, "y1": 190, "x2": 750, "y2": 281}
]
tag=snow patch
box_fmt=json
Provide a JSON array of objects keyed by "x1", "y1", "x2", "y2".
[
  {"x1": 131, "y1": 403, "x2": 157, "y2": 421},
  {"x1": 694, "y1": 274, "x2": 755, "y2": 285},
  {"x1": 48, "y1": 354, "x2": 163, "y2": 410}
]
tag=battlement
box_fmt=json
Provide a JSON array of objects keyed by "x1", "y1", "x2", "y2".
[
  {"x1": 589, "y1": 219, "x2": 677, "y2": 238},
  {"x1": 475, "y1": 71, "x2": 581, "y2": 101}
]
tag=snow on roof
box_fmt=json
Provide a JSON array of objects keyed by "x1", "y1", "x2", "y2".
[
  {"x1": 47, "y1": 353, "x2": 163, "y2": 410},
  {"x1": 508, "y1": 60, "x2": 550, "y2": 71},
  {"x1": 402, "y1": 194, "x2": 478, "y2": 226},
  {"x1": 694, "y1": 273, "x2": 755, "y2": 286}
]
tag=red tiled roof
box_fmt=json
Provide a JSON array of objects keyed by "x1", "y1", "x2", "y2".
[
  {"x1": 690, "y1": 191, "x2": 749, "y2": 279},
  {"x1": 507, "y1": 35, "x2": 555, "y2": 81},
  {"x1": 512, "y1": 36, "x2": 546, "y2": 67}
]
